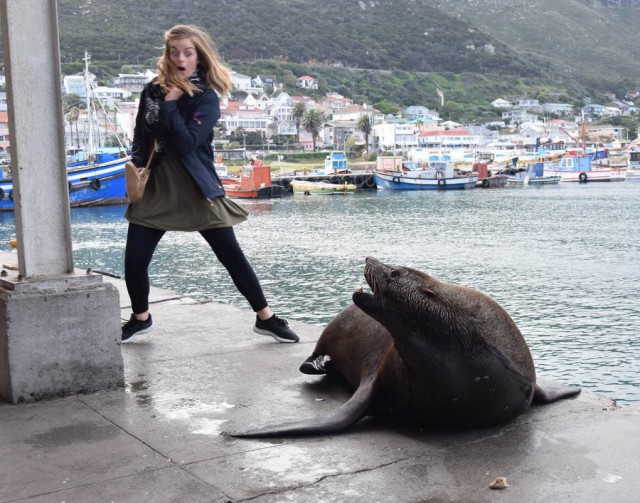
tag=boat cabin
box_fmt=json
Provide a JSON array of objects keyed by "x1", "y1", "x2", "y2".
[
  {"x1": 556, "y1": 155, "x2": 592, "y2": 172},
  {"x1": 324, "y1": 151, "x2": 348, "y2": 175}
]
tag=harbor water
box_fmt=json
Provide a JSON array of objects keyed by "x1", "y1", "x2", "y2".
[{"x1": 0, "y1": 182, "x2": 638, "y2": 405}]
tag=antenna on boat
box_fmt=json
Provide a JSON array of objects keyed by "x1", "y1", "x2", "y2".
[{"x1": 83, "y1": 51, "x2": 93, "y2": 154}]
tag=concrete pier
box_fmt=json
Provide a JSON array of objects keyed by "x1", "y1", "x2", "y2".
[{"x1": 0, "y1": 272, "x2": 638, "y2": 502}]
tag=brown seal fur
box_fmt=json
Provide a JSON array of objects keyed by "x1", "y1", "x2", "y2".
[{"x1": 231, "y1": 257, "x2": 580, "y2": 437}]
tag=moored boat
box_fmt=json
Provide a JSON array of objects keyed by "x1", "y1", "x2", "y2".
[
  {"x1": 291, "y1": 179, "x2": 357, "y2": 195},
  {"x1": 221, "y1": 160, "x2": 283, "y2": 199},
  {"x1": 0, "y1": 150, "x2": 129, "y2": 211},
  {"x1": 543, "y1": 152, "x2": 625, "y2": 182},
  {"x1": 0, "y1": 52, "x2": 131, "y2": 211},
  {"x1": 373, "y1": 157, "x2": 477, "y2": 190},
  {"x1": 472, "y1": 162, "x2": 508, "y2": 188},
  {"x1": 626, "y1": 151, "x2": 640, "y2": 181},
  {"x1": 506, "y1": 162, "x2": 561, "y2": 185}
]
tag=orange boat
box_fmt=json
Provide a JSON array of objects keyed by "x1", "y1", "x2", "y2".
[{"x1": 221, "y1": 160, "x2": 283, "y2": 199}]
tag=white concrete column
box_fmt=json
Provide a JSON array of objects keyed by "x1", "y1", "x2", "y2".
[
  {"x1": 0, "y1": 0, "x2": 124, "y2": 403},
  {"x1": 1, "y1": 0, "x2": 73, "y2": 277}
]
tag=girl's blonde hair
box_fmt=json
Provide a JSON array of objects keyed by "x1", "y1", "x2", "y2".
[{"x1": 156, "y1": 24, "x2": 232, "y2": 97}]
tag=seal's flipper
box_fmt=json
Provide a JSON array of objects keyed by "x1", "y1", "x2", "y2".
[
  {"x1": 228, "y1": 379, "x2": 374, "y2": 438},
  {"x1": 299, "y1": 354, "x2": 332, "y2": 375},
  {"x1": 532, "y1": 382, "x2": 581, "y2": 404}
]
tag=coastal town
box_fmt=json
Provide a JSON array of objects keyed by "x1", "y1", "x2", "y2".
[
  {"x1": 0, "y1": 58, "x2": 638, "y2": 208},
  {"x1": 1, "y1": 61, "x2": 639, "y2": 165}
]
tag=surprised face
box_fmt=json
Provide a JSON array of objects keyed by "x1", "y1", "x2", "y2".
[{"x1": 169, "y1": 37, "x2": 198, "y2": 77}]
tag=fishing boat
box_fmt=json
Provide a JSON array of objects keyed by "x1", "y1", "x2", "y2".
[
  {"x1": 472, "y1": 162, "x2": 508, "y2": 188},
  {"x1": 0, "y1": 52, "x2": 130, "y2": 212},
  {"x1": 505, "y1": 162, "x2": 561, "y2": 185},
  {"x1": 221, "y1": 160, "x2": 283, "y2": 199},
  {"x1": 542, "y1": 151, "x2": 625, "y2": 183},
  {"x1": 625, "y1": 151, "x2": 640, "y2": 181},
  {"x1": 290, "y1": 179, "x2": 357, "y2": 195},
  {"x1": 373, "y1": 157, "x2": 477, "y2": 190}
]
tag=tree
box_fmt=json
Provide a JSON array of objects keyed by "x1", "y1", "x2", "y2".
[
  {"x1": 64, "y1": 106, "x2": 81, "y2": 147},
  {"x1": 301, "y1": 108, "x2": 324, "y2": 151},
  {"x1": 357, "y1": 114, "x2": 372, "y2": 153},
  {"x1": 292, "y1": 102, "x2": 307, "y2": 144},
  {"x1": 373, "y1": 100, "x2": 400, "y2": 116}
]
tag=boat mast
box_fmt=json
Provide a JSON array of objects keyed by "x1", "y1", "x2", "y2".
[{"x1": 83, "y1": 51, "x2": 93, "y2": 153}]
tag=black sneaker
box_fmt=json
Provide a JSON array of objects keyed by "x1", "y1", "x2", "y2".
[
  {"x1": 121, "y1": 313, "x2": 153, "y2": 343},
  {"x1": 254, "y1": 314, "x2": 299, "y2": 343}
]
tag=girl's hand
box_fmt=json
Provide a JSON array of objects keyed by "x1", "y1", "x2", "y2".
[{"x1": 165, "y1": 86, "x2": 184, "y2": 101}]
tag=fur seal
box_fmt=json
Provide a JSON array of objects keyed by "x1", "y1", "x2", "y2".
[{"x1": 231, "y1": 257, "x2": 580, "y2": 437}]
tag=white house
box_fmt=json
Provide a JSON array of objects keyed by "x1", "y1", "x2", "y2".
[
  {"x1": 63, "y1": 74, "x2": 93, "y2": 97},
  {"x1": 318, "y1": 93, "x2": 353, "y2": 111},
  {"x1": 296, "y1": 75, "x2": 318, "y2": 90},
  {"x1": 373, "y1": 119, "x2": 417, "y2": 152},
  {"x1": 292, "y1": 96, "x2": 316, "y2": 108},
  {"x1": 244, "y1": 92, "x2": 272, "y2": 110},
  {"x1": 231, "y1": 71, "x2": 252, "y2": 91},
  {"x1": 332, "y1": 104, "x2": 381, "y2": 123},
  {"x1": 219, "y1": 101, "x2": 271, "y2": 136},
  {"x1": 501, "y1": 109, "x2": 538, "y2": 124},
  {"x1": 253, "y1": 75, "x2": 278, "y2": 92},
  {"x1": 542, "y1": 103, "x2": 574, "y2": 115},
  {"x1": 416, "y1": 127, "x2": 483, "y2": 149},
  {"x1": 93, "y1": 86, "x2": 132, "y2": 107},
  {"x1": 404, "y1": 105, "x2": 440, "y2": 121},
  {"x1": 514, "y1": 98, "x2": 539, "y2": 109},
  {"x1": 114, "y1": 71, "x2": 155, "y2": 93},
  {"x1": 491, "y1": 98, "x2": 513, "y2": 109}
]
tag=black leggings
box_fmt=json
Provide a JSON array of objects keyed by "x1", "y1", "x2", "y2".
[{"x1": 124, "y1": 223, "x2": 268, "y2": 314}]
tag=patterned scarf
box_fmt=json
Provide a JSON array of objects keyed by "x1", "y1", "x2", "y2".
[{"x1": 144, "y1": 66, "x2": 207, "y2": 126}]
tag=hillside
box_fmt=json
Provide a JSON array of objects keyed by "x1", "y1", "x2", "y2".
[
  {"x1": 57, "y1": 0, "x2": 541, "y2": 78},
  {"x1": 435, "y1": 0, "x2": 640, "y2": 93},
  {"x1": 44, "y1": 0, "x2": 640, "y2": 122},
  {"x1": 56, "y1": 0, "x2": 640, "y2": 89}
]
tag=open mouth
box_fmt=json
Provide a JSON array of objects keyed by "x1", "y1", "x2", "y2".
[{"x1": 353, "y1": 258, "x2": 385, "y2": 311}]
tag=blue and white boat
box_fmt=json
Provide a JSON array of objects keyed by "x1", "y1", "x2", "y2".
[
  {"x1": 542, "y1": 152, "x2": 625, "y2": 183},
  {"x1": 373, "y1": 160, "x2": 477, "y2": 190},
  {"x1": 0, "y1": 150, "x2": 129, "y2": 212},
  {"x1": 506, "y1": 162, "x2": 561, "y2": 185},
  {"x1": 0, "y1": 51, "x2": 130, "y2": 212}
]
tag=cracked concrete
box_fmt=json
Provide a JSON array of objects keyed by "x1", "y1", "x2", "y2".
[{"x1": 1, "y1": 277, "x2": 639, "y2": 502}]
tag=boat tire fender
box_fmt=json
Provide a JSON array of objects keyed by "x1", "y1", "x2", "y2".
[
  {"x1": 579, "y1": 172, "x2": 587, "y2": 183},
  {"x1": 0, "y1": 187, "x2": 4, "y2": 200},
  {"x1": 392, "y1": 177, "x2": 400, "y2": 184},
  {"x1": 365, "y1": 176, "x2": 376, "y2": 188},
  {"x1": 281, "y1": 178, "x2": 292, "y2": 192},
  {"x1": 90, "y1": 178, "x2": 101, "y2": 191},
  {"x1": 481, "y1": 179, "x2": 490, "y2": 188},
  {"x1": 438, "y1": 178, "x2": 446, "y2": 187}
]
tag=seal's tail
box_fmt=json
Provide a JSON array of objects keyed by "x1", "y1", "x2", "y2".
[{"x1": 227, "y1": 379, "x2": 374, "y2": 438}]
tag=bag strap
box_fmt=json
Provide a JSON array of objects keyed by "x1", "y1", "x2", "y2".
[{"x1": 141, "y1": 140, "x2": 157, "y2": 173}]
